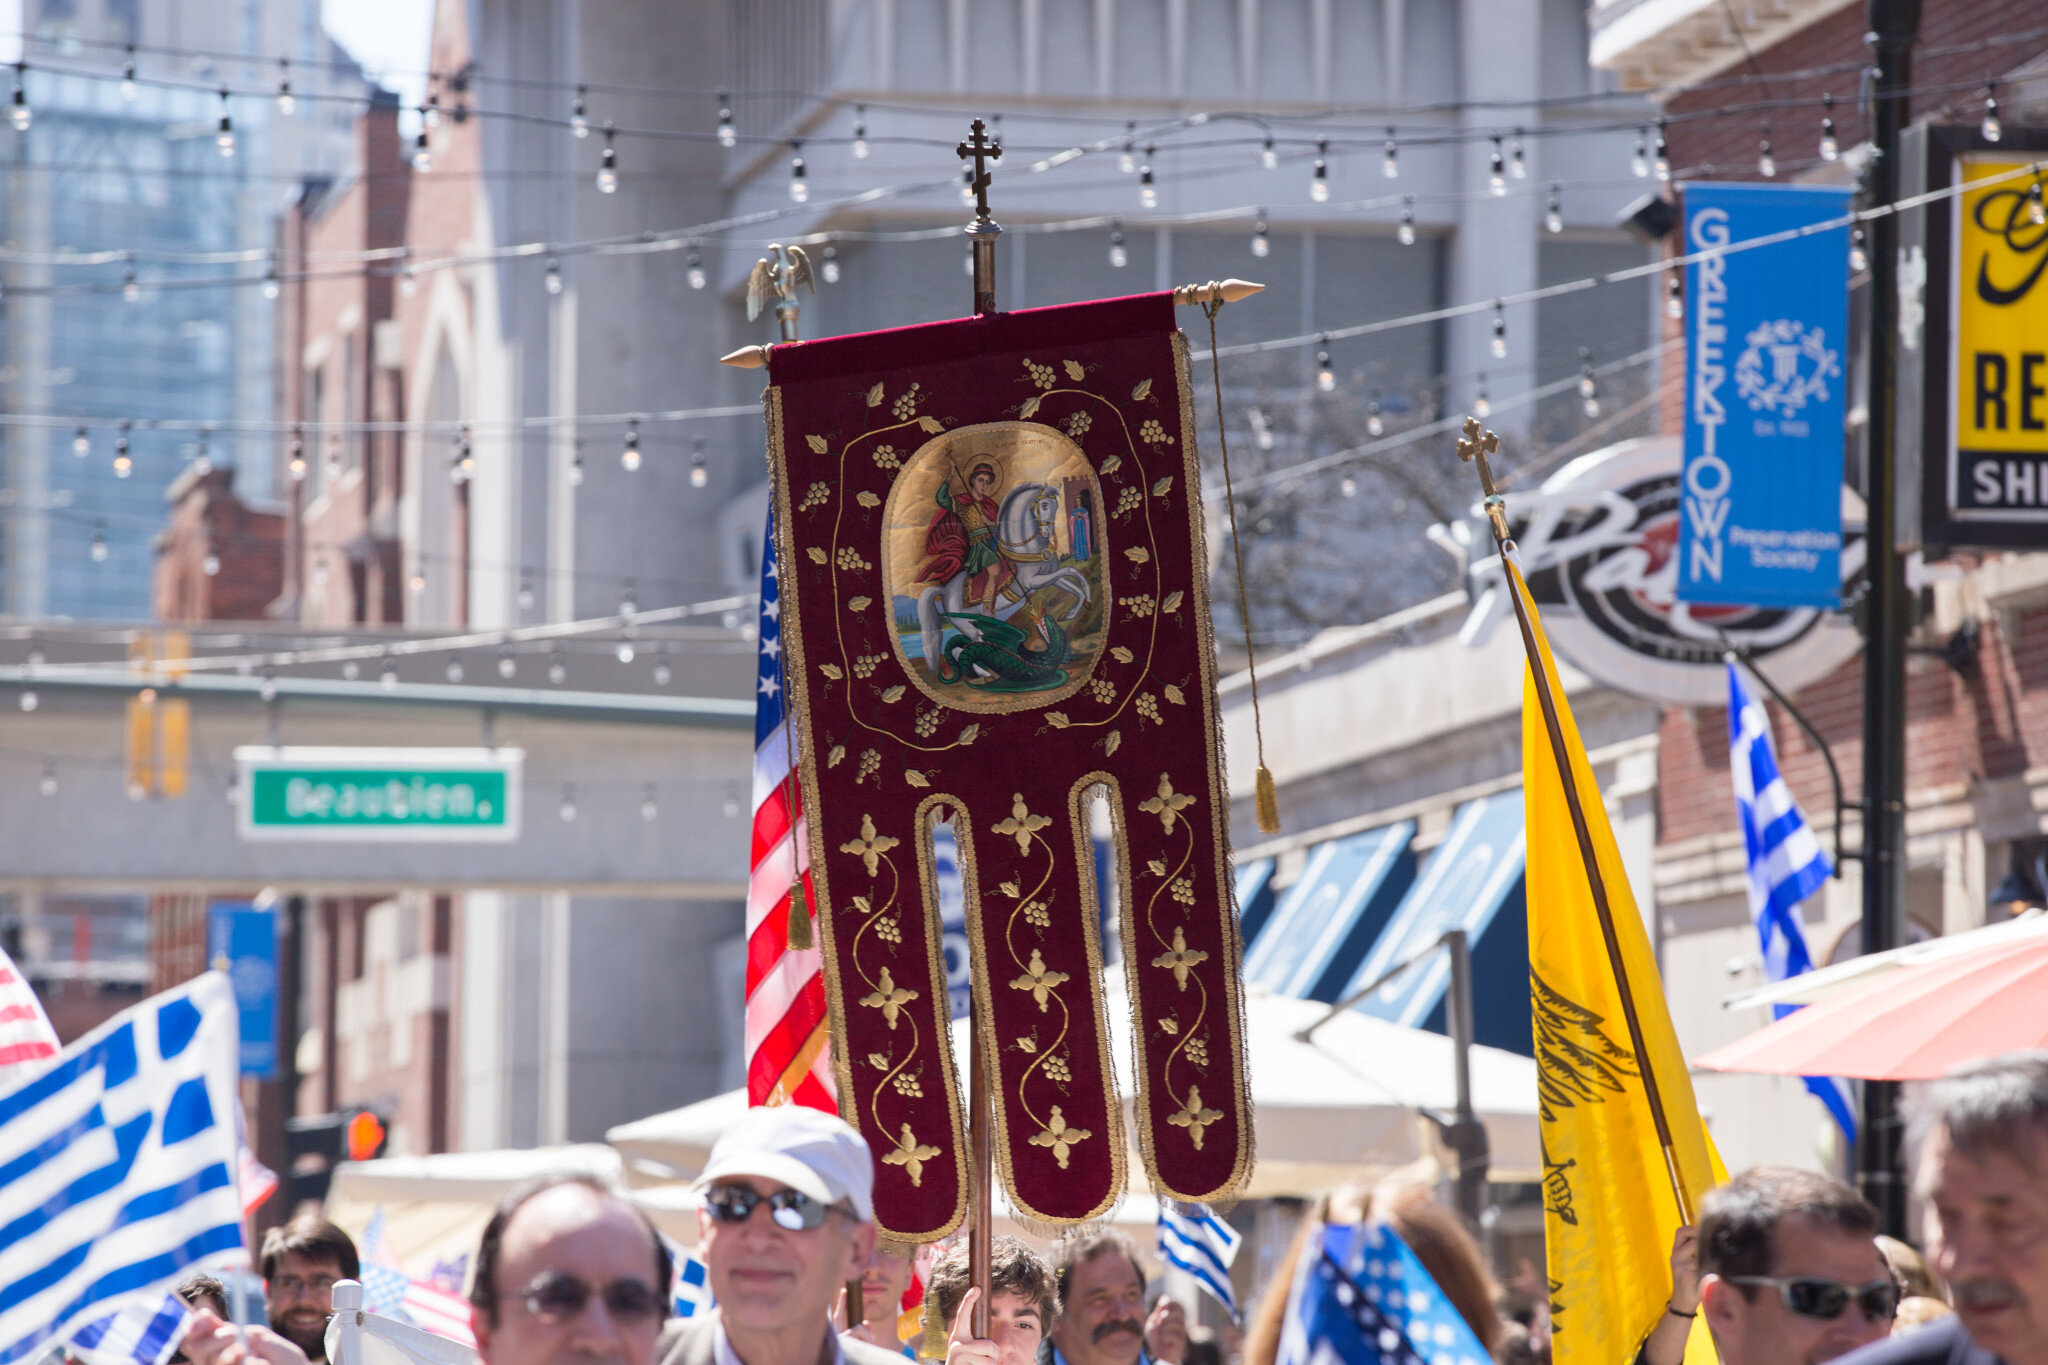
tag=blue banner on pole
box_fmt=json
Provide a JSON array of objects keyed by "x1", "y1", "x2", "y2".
[
  {"x1": 206, "y1": 901, "x2": 279, "y2": 1078},
  {"x1": 1680, "y1": 182, "x2": 1851, "y2": 609}
]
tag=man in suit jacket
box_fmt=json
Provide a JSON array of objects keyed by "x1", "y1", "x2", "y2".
[
  {"x1": 659, "y1": 1106, "x2": 905, "y2": 1365},
  {"x1": 1838, "y1": 1053, "x2": 2048, "y2": 1365}
]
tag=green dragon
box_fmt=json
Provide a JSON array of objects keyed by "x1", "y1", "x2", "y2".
[{"x1": 938, "y1": 609, "x2": 1071, "y2": 691}]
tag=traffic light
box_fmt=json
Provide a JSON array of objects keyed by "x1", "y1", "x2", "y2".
[
  {"x1": 285, "y1": 1108, "x2": 388, "y2": 1204},
  {"x1": 345, "y1": 1109, "x2": 387, "y2": 1162}
]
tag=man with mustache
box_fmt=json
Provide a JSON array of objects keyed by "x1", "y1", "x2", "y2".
[
  {"x1": 1839, "y1": 1052, "x2": 2048, "y2": 1365},
  {"x1": 261, "y1": 1218, "x2": 360, "y2": 1363},
  {"x1": 660, "y1": 1106, "x2": 905, "y2": 1365},
  {"x1": 1693, "y1": 1168, "x2": 1896, "y2": 1365},
  {"x1": 468, "y1": 1173, "x2": 672, "y2": 1365},
  {"x1": 1039, "y1": 1234, "x2": 1185, "y2": 1365}
]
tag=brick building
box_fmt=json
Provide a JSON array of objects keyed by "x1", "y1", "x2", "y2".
[
  {"x1": 276, "y1": 91, "x2": 412, "y2": 627},
  {"x1": 147, "y1": 73, "x2": 473, "y2": 1222},
  {"x1": 1588, "y1": 0, "x2": 2048, "y2": 1169},
  {"x1": 152, "y1": 466, "x2": 286, "y2": 624},
  {"x1": 1221, "y1": 1, "x2": 2048, "y2": 1189}
]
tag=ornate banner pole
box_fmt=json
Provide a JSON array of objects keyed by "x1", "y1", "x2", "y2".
[
  {"x1": 957, "y1": 114, "x2": 1002, "y2": 1341},
  {"x1": 1455, "y1": 417, "x2": 1694, "y2": 1225}
]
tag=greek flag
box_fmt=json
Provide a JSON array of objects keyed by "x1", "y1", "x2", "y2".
[
  {"x1": 1729, "y1": 662, "x2": 1855, "y2": 1141},
  {"x1": 1277, "y1": 1224, "x2": 1488, "y2": 1365},
  {"x1": 0, "y1": 973, "x2": 245, "y2": 1365},
  {"x1": 66, "y1": 1292, "x2": 192, "y2": 1365},
  {"x1": 1157, "y1": 1204, "x2": 1241, "y2": 1322},
  {"x1": 661, "y1": 1237, "x2": 713, "y2": 1320}
]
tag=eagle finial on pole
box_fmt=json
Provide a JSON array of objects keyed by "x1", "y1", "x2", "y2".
[{"x1": 746, "y1": 243, "x2": 816, "y2": 340}]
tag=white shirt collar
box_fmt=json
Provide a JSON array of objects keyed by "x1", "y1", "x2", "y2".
[{"x1": 713, "y1": 1317, "x2": 846, "y2": 1365}]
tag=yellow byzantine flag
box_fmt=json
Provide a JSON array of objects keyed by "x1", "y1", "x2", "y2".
[{"x1": 1511, "y1": 561, "x2": 1727, "y2": 1365}]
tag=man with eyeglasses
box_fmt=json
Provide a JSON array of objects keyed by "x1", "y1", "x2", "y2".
[
  {"x1": 1838, "y1": 1051, "x2": 2048, "y2": 1365},
  {"x1": 659, "y1": 1105, "x2": 904, "y2": 1365},
  {"x1": 1695, "y1": 1167, "x2": 1897, "y2": 1365},
  {"x1": 469, "y1": 1173, "x2": 674, "y2": 1365},
  {"x1": 261, "y1": 1218, "x2": 361, "y2": 1363}
]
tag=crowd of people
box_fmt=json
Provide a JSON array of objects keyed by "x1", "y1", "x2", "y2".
[{"x1": 158, "y1": 1050, "x2": 2048, "y2": 1365}]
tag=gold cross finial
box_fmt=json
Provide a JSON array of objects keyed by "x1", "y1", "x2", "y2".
[
  {"x1": 957, "y1": 118, "x2": 1002, "y2": 222},
  {"x1": 1454, "y1": 416, "x2": 1512, "y2": 543},
  {"x1": 1455, "y1": 416, "x2": 1499, "y2": 470}
]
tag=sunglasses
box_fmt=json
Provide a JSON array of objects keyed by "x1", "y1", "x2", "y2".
[
  {"x1": 513, "y1": 1270, "x2": 665, "y2": 1324},
  {"x1": 704, "y1": 1183, "x2": 838, "y2": 1232},
  {"x1": 1725, "y1": 1276, "x2": 1900, "y2": 1322}
]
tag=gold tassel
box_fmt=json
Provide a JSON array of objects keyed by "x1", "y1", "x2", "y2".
[
  {"x1": 1255, "y1": 765, "x2": 1281, "y2": 835},
  {"x1": 919, "y1": 1286, "x2": 947, "y2": 1360},
  {"x1": 788, "y1": 877, "x2": 814, "y2": 950}
]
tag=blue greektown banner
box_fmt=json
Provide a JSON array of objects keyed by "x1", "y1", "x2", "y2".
[
  {"x1": 206, "y1": 900, "x2": 279, "y2": 1078},
  {"x1": 1680, "y1": 182, "x2": 1852, "y2": 609}
]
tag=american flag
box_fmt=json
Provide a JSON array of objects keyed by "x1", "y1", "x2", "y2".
[
  {"x1": 235, "y1": 1100, "x2": 278, "y2": 1216},
  {"x1": 747, "y1": 514, "x2": 836, "y2": 1109},
  {"x1": 360, "y1": 1208, "x2": 477, "y2": 1348},
  {"x1": 0, "y1": 944, "x2": 58, "y2": 1075}
]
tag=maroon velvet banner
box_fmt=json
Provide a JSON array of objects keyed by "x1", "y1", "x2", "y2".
[{"x1": 763, "y1": 293, "x2": 1251, "y2": 1239}]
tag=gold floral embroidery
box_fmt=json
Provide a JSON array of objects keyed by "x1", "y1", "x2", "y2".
[
  {"x1": 1168, "y1": 1085, "x2": 1224, "y2": 1150},
  {"x1": 1138, "y1": 773, "x2": 1196, "y2": 833},
  {"x1": 881, "y1": 1123, "x2": 942, "y2": 1186},
  {"x1": 860, "y1": 967, "x2": 918, "y2": 1029},
  {"x1": 1150, "y1": 927, "x2": 1209, "y2": 991},
  {"x1": 1008, "y1": 948, "x2": 1069, "y2": 1012},
  {"x1": 991, "y1": 792, "x2": 1052, "y2": 854},
  {"x1": 1028, "y1": 1106, "x2": 1091, "y2": 1169},
  {"x1": 840, "y1": 814, "x2": 900, "y2": 875}
]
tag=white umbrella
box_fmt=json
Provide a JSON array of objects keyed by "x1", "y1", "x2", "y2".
[
  {"x1": 947, "y1": 979, "x2": 1540, "y2": 1196},
  {"x1": 603, "y1": 984, "x2": 1541, "y2": 1206},
  {"x1": 609, "y1": 1087, "x2": 750, "y2": 1185},
  {"x1": 1721, "y1": 909, "x2": 2048, "y2": 1011},
  {"x1": 326, "y1": 1143, "x2": 704, "y2": 1266}
]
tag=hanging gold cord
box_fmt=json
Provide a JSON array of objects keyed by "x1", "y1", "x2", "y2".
[
  {"x1": 1202, "y1": 299, "x2": 1280, "y2": 835},
  {"x1": 769, "y1": 499, "x2": 815, "y2": 951}
]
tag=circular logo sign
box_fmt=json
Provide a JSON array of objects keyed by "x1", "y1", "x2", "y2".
[{"x1": 1460, "y1": 437, "x2": 1864, "y2": 707}]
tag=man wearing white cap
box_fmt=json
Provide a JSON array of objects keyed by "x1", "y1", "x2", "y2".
[{"x1": 660, "y1": 1105, "x2": 906, "y2": 1365}]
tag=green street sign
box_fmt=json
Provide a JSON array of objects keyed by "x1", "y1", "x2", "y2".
[{"x1": 234, "y1": 747, "x2": 523, "y2": 842}]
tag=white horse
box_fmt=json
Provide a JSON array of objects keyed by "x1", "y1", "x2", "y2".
[{"x1": 917, "y1": 481, "x2": 1093, "y2": 676}]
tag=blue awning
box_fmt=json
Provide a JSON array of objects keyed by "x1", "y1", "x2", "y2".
[
  {"x1": 1234, "y1": 857, "x2": 1278, "y2": 947},
  {"x1": 1341, "y1": 790, "x2": 1529, "y2": 1056},
  {"x1": 1241, "y1": 822, "x2": 1417, "y2": 1003}
]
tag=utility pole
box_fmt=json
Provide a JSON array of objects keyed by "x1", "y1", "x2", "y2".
[{"x1": 1859, "y1": 0, "x2": 1919, "y2": 1240}]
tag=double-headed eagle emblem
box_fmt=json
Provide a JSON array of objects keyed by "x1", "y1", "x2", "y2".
[{"x1": 747, "y1": 244, "x2": 816, "y2": 338}]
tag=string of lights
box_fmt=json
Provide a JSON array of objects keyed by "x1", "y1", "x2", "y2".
[
  {"x1": 0, "y1": 170, "x2": 1640, "y2": 271},
  {"x1": 2, "y1": 66, "x2": 2029, "y2": 301},
  {"x1": 12, "y1": 588, "x2": 756, "y2": 679},
  {"x1": 9, "y1": 16, "x2": 2046, "y2": 137},
  {"x1": 1214, "y1": 338, "x2": 1680, "y2": 502},
  {"x1": 1197, "y1": 156, "x2": 2048, "y2": 363},
  {"x1": 2, "y1": 341, "x2": 1669, "y2": 707},
  {"x1": 14, "y1": 157, "x2": 2039, "y2": 469},
  {"x1": 4, "y1": 41, "x2": 2038, "y2": 181},
  {"x1": 0, "y1": 404, "x2": 758, "y2": 437}
]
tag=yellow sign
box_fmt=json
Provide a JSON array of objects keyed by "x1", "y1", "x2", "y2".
[
  {"x1": 124, "y1": 631, "x2": 192, "y2": 798},
  {"x1": 1952, "y1": 155, "x2": 2048, "y2": 514}
]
